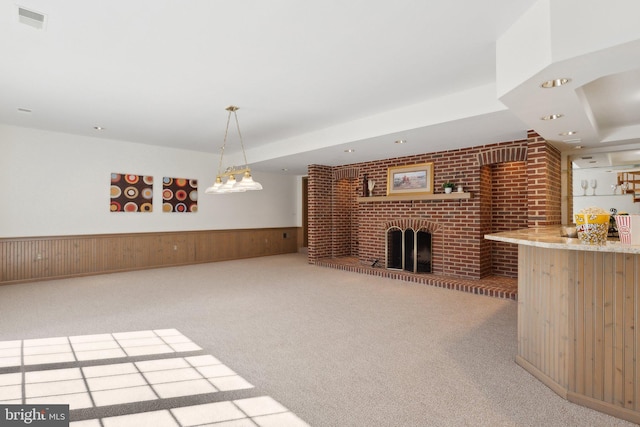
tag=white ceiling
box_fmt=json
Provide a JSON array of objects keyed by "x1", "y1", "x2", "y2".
[{"x1": 2, "y1": 0, "x2": 640, "y2": 175}]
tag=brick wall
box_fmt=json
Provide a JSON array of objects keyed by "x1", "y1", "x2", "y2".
[
  {"x1": 491, "y1": 161, "x2": 528, "y2": 277},
  {"x1": 308, "y1": 165, "x2": 332, "y2": 260},
  {"x1": 333, "y1": 178, "x2": 358, "y2": 257},
  {"x1": 479, "y1": 165, "x2": 493, "y2": 278},
  {"x1": 308, "y1": 132, "x2": 562, "y2": 280},
  {"x1": 527, "y1": 131, "x2": 562, "y2": 226}
]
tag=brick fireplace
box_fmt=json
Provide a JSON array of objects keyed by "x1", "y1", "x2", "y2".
[
  {"x1": 385, "y1": 218, "x2": 438, "y2": 273},
  {"x1": 307, "y1": 131, "x2": 562, "y2": 280}
]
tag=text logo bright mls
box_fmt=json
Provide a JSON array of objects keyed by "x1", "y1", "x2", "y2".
[{"x1": 0, "y1": 405, "x2": 68, "y2": 426}]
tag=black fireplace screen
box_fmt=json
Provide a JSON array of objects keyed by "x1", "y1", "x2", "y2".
[{"x1": 386, "y1": 228, "x2": 431, "y2": 273}]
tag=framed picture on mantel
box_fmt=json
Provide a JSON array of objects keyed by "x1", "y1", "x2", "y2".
[{"x1": 387, "y1": 162, "x2": 434, "y2": 196}]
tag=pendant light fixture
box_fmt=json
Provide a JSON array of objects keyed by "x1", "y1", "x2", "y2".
[{"x1": 205, "y1": 106, "x2": 263, "y2": 194}]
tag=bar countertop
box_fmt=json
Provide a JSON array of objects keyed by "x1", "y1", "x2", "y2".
[{"x1": 485, "y1": 226, "x2": 640, "y2": 254}]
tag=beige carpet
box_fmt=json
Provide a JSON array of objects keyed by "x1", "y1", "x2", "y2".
[{"x1": 0, "y1": 253, "x2": 634, "y2": 426}]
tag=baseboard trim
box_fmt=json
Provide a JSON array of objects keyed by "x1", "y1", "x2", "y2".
[
  {"x1": 516, "y1": 355, "x2": 640, "y2": 424},
  {"x1": 567, "y1": 392, "x2": 640, "y2": 425},
  {"x1": 515, "y1": 355, "x2": 568, "y2": 399}
]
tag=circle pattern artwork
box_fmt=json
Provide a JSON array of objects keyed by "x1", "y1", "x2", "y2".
[
  {"x1": 125, "y1": 175, "x2": 139, "y2": 184},
  {"x1": 110, "y1": 173, "x2": 153, "y2": 213},
  {"x1": 124, "y1": 187, "x2": 139, "y2": 199},
  {"x1": 124, "y1": 202, "x2": 138, "y2": 212},
  {"x1": 110, "y1": 185, "x2": 121, "y2": 198},
  {"x1": 163, "y1": 177, "x2": 197, "y2": 213}
]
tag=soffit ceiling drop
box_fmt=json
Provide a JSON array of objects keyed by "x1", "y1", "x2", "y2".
[{"x1": 497, "y1": 0, "x2": 640, "y2": 170}]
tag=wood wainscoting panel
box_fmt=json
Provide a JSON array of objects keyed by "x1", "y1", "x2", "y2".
[
  {"x1": 0, "y1": 228, "x2": 298, "y2": 285},
  {"x1": 517, "y1": 245, "x2": 570, "y2": 391},
  {"x1": 517, "y1": 245, "x2": 640, "y2": 423},
  {"x1": 570, "y1": 251, "x2": 640, "y2": 413}
]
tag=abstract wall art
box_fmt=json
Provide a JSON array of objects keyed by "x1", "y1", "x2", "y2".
[
  {"x1": 110, "y1": 173, "x2": 154, "y2": 212},
  {"x1": 163, "y1": 177, "x2": 198, "y2": 213}
]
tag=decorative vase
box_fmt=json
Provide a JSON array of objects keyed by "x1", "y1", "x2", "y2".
[
  {"x1": 362, "y1": 174, "x2": 368, "y2": 197},
  {"x1": 444, "y1": 187, "x2": 452, "y2": 194},
  {"x1": 457, "y1": 185, "x2": 463, "y2": 193},
  {"x1": 368, "y1": 180, "x2": 375, "y2": 197}
]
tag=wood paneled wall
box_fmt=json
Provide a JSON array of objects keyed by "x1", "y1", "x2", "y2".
[
  {"x1": 569, "y1": 251, "x2": 640, "y2": 421},
  {"x1": 0, "y1": 228, "x2": 298, "y2": 285},
  {"x1": 517, "y1": 246, "x2": 571, "y2": 395},
  {"x1": 517, "y1": 245, "x2": 640, "y2": 424}
]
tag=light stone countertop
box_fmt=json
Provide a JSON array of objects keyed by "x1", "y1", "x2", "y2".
[{"x1": 485, "y1": 226, "x2": 640, "y2": 254}]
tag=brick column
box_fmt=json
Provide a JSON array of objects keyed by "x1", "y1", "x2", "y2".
[
  {"x1": 307, "y1": 164, "x2": 333, "y2": 262},
  {"x1": 527, "y1": 131, "x2": 562, "y2": 227}
]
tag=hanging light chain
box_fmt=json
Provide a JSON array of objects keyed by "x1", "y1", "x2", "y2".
[
  {"x1": 205, "y1": 105, "x2": 263, "y2": 194},
  {"x1": 215, "y1": 106, "x2": 234, "y2": 178},
  {"x1": 231, "y1": 107, "x2": 250, "y2": 170}
]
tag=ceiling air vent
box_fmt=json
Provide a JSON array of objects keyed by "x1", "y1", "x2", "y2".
[{"x1": 18, "y1": 7, "x2": 46, "y2": 30}]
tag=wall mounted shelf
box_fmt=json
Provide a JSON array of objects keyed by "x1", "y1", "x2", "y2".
[{"x1": 357, "y1": 192, "x2": 472, "y2": 203}]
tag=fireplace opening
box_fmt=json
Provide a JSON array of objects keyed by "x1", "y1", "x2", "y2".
[{"x1": 386, "y1": 227, "x2": 432, "y2": 273}]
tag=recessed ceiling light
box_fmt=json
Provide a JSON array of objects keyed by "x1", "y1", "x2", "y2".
[
  {"x1": 344, "y1": 149, "x2": 355, "y2": 153},
  {"x1": 93, "y1": 126, "x2": 105, "y2": 130},
  {"x1": 17, "y1": 7, "x2": 46, "y2": 30},
  {"x1": 541, "y1": 114, "x2": 564, "y2": 120},
  {"x1": 559, "y1": 131, "x2": 577, "y2": 136},
  {"x1": 541, "y1": 78, "x2": 571, "y2": 88},
  {"x1": 574, "y1": 145, "x2": 583, "y2": 149},
  {"x1": 281, "y1": 168, "x2": 288, "y2": 172},
  {"x1": 394, "y1": 139, "x2": 406, "y2": 144}
]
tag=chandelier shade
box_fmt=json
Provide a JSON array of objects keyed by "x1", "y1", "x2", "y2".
[{"x1": 205, "y1": 106, "x2": 263, "y2": 194}]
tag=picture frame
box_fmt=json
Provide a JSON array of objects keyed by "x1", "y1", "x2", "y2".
[{"x1": 387, "y1": 162, "x2": 434, "y2": 196}]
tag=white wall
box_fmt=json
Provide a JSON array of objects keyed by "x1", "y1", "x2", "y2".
[
  {"x1": 572, "y1": 167, "x2": 639, "y2": 217},
  {"x1": 0, "y1": 124, "x2": 301, "y2": 238}
]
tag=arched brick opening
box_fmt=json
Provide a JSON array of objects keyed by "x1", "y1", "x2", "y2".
[
  {"x1": 477, "y1": 148, "x2": 528, "y2": 278},
  {"x1": 384, "y1": 219, "x2": 442, "y2": 274}
]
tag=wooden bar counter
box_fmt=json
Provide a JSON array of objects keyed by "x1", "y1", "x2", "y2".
[{"x1": 486, "y1": 227, "x2": 640, "y2": 424}]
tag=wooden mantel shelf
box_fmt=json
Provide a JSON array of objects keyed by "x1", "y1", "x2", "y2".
[{"x1": 357, "y1": 192, "x2": 472, "y2": 203}]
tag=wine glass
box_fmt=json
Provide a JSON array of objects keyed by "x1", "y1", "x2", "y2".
[
  {"x1": 621, "y1": 182, "x2": 629, "y2": 194},
  {"x1": 611, "y1": 184, "x2": 618, "y2": 195},
  {"x1": 590, "y1": 179, "x2": 597, "y2": 195},
  {"x1": 580, "y1": 179, "x2": 588, "y2": 196}
]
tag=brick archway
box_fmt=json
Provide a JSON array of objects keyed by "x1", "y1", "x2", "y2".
[
  {"x1": 477, "y1": 146, "x2": 527, "y2": 166},
  {"x1": 383, "y1": 218, "x2": 442, "y2": 233}
]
